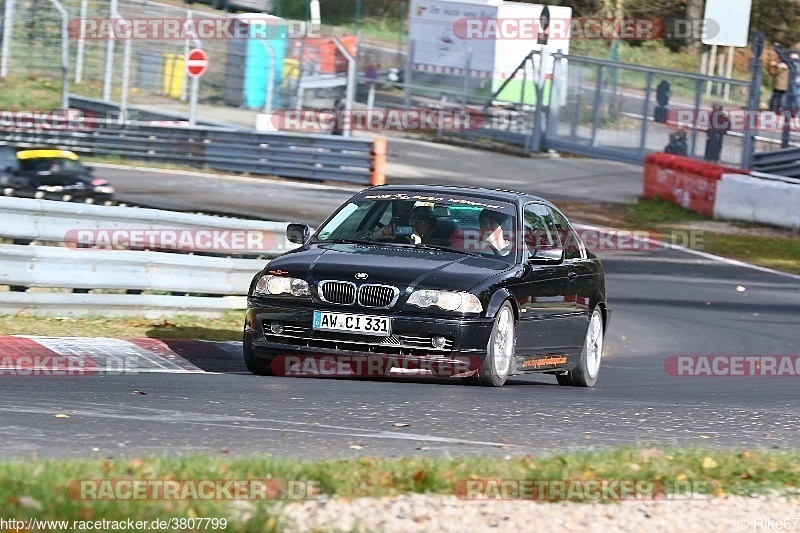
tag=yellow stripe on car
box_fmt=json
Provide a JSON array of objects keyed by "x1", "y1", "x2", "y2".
[{"x1": 17, "y1": 149, "x2": 79, "y2": 160}]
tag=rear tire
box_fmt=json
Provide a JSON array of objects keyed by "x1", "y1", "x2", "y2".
[
  {"x1": 243, "y1": 329, "x2": 273, "y2": 376},
  {"x1": 557, "y1": 307, "x2": 604, "y2": 387},
  {"x1": 476, "y1": 301, "x2": 515, "y2": 387}
]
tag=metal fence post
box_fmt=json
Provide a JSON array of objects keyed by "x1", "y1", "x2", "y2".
[
  {"x1": 742, "y1": 32, "x2": 764, "y2": 169},
  {"x1": 639, "y1": 71, "x2": 653, "y2": 155},
  {"x1": 294, "y1": 21, "x2": 308, "y2": 111},
  {"x1": 544, "y1": 49, "x2": 564, "y2": 149},
  {"x1": 333, "y1": 35, "x2": 357, "y2": 137},
  {"x1": 75, "y1": 0, "x2": 88, "y2": 83},
  {"x1": 437, "y1": 93, "x2": 447, "y2": 141},
  {"x1": 570, "y1": 63, "x2": 584, "y2": 140},
  {"x1": 120, "y1": 23, "x2": 132, "y2": 123},
  {"x1": 103, "y1": 0, "x2": 119, "y2": 102},
  {"x1": 690, "y1": 79, "x2": 702, "y2": 156},
  {"x1": 48, "y1": 0, "x2": 70, "y2": 110},
  {"x1": 1, "y1": 0, "x2": 15, "y2": 78},
  {"x1": 180, "y1": 9, "x2": 193, "y2": 102},
  {"x1": 261, "y1": 39, "x2": 276, "y2": 114},
  {"x1": 590, "y1": 65, "x2": 604, "y2": 147},
  {"x1": 462, "y1": 47, "x2": 472, "y2": 111},
  {"x1": 404, "y1": 40, "x2": 415, "y2": 111}
]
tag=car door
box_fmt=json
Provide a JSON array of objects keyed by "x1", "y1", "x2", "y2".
[
  {"x1": 517, "y1": 203, "x2": 575, "y2": 355},
  {"x1": 549, "y1": 206, "x2": 596, "y2": 352}
]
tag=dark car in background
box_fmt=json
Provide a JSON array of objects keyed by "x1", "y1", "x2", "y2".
[
  {"x1": 244, "y1": 185, "x2": 610, "y2": 387},
  {"x1": 0, "y1": 148, "x2": 115, "y2": 203}
]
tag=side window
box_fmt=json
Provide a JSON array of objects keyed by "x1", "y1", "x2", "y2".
[
  {"x1": 549, "y1": 208, "x2": 583, "y2": 260},
  {"x1": 522, "y1": 203, "x2": 559, "y2": 260}
]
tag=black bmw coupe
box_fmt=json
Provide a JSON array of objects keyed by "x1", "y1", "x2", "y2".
[{"x1": 244, "y1": 185, "x2": 610, "y2": 387}]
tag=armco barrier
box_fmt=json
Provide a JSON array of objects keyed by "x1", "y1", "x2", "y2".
[
  {"x1": 643, "y1": 153, "x2": 748, "y2": 216},
  {"x1": 0, "y1": 197, "x2": 293, "y2": 256},
  {"x1": 0, "y1": 244, "x2": 261, "y2": 294},
  {"x1": 714, "y1": 173, "x2": 800, "y2": 230},
  {"x1": 0, "y1": 123, "x2": 384, "y2": 186},
  {"x1": 0, "y1": 198, "x2": 297, "y2": 317}
]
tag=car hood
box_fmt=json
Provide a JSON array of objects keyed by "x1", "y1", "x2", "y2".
[{"x1": 265, "y1": 243, "x2": 512, "y2": 291}]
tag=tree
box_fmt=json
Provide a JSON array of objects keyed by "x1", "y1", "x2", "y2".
[{"x1": 684, "y1": 0, "x2": 704, "y2": 54}]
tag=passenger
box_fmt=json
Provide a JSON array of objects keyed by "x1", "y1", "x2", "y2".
[{"x1": 478, "y1": 209, "x2": 513, "y2": 256}]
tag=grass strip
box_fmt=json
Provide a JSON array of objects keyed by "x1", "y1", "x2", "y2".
[
  {"x1": 623, "y1": 198, "x2": 800, "y2": 275},
  {"x1": 0, "y1": 448, "x2": 797, "y2": 530},
  {"x1": 0, "y1": 312, "x2": 244, "y2": 341}
]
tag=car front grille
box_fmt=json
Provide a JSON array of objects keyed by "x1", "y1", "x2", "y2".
[
  {"x1": 357, "y1": 284, "x2": 399, "y2": 308},
  {"x1": 318, "y1": 281, "x2": 356, "y2": 305},
  {"x1": 263, "y1": 323, "x2": 454, "y2": 354},
  {"x1": 318, "y1": 281, "x2": 400, "y2": 308}
]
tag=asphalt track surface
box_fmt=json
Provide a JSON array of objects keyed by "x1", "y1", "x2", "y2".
[
  {"x1": 1, "y1": 143, "x2": 798, "y2": 459},
  {"x1": 98, "y1": 136, "x2": 643, "y2": 224}
]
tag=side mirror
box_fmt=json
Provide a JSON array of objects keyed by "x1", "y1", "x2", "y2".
[
  {"x1": 286, "y1": 223, "x2": 311, "y2": 244},
  {"x1": 528, "y1": 247, "x2": 564, "y2": 264}
]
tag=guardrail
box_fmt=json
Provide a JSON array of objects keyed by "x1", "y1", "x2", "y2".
[
  {"x1": 0, "y1": 197, "x2": 295, "y2": 317},
  {"x1": 0, "y1": 197, "x2": 292, "y2": 256},
  {"x1": 0, "y1": 118, "x2": 386, "y2": 186},
  {"x1": 751, "y1": 147, "x2": 800, "y2": 178}
]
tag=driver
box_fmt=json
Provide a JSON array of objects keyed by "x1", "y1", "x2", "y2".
[{"x1": 371, "y1": 206, "x2": 438, "y2": 244}]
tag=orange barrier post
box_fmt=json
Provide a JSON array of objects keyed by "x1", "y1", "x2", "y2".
[{"x1": 371, "y1": 137, "x2": 387, "y2": 186}]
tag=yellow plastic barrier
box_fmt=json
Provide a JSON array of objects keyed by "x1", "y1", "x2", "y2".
[
  {"x1": 163, "y1": 54, "x2": 185, "y2": 98},
  {"x1": 283, "y1": 58, "x2": 300, "y2": 80}
]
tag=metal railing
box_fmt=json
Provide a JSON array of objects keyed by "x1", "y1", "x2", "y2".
[
  {"x1": 0, "y1": 197, "x2": 297, "y2": 316},
  {"x1": 751, "y1": 147, "x2": 800, "y2": 178},
  {"x1": 0, "y1": 114, "x2": 380, "y2": 184}
]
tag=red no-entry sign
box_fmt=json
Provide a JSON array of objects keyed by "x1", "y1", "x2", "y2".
[{"x1": 186, "y1": 49, "x2": 208, "y2": 78}]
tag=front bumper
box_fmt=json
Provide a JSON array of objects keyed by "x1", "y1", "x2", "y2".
[{"x1": 245, "y1": 299, "x2": 494, "y2": 359}]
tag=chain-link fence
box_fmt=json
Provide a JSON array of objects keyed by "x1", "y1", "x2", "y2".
[
  {"x1": 3, "y1": 0, "x2": 799, "y2": 170},
  {"x1": 545, "y1": 53, "x2": 753, "y2": 167},
  {"x1": 0, "y1": 0, "x2": 357, "y2": 114}
]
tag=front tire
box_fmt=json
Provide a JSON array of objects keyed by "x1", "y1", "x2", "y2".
[
  {"x1": 243, "y1": 329, "x2": 273, "y2": 376},
  {"x1": 557, "y1": 307, "x2": 604, "y2": 387},
  {"x1": 476, "y1": 301, "x2": 516, "y2": 387}
]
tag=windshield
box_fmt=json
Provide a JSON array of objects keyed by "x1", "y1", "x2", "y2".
[
  {"x1": 314, "y1": 192, "x2": 518, "y2": 263},
  {"x1": 19, "y1": 158, "x2": 87, "y2": 174}
]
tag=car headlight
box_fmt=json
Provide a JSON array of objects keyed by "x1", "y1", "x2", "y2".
[
  {"x1": 407, "y1": 290, "x2": 483, "y2": 313},
  {"x1": 254, "y1": 275, "x2": 310, "y2": 297},
  {"x1": 93, "y1": 185, "x2": 115, "y2": 194}
]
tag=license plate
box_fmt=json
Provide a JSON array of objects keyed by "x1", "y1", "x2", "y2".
[{"x1": 313, "y1": 310, "x2": 392, "y2": 336}]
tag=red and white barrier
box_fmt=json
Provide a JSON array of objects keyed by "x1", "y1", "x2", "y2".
[
  {"x1": 714, "y1": 173, "x2": 800, "y2": 230},
  {"x1": 643, "y1": 154, "x2": 799, "y2": 230},
  {"x1": 643, "y1": 154, "x2": 747, "y2": 217}
]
